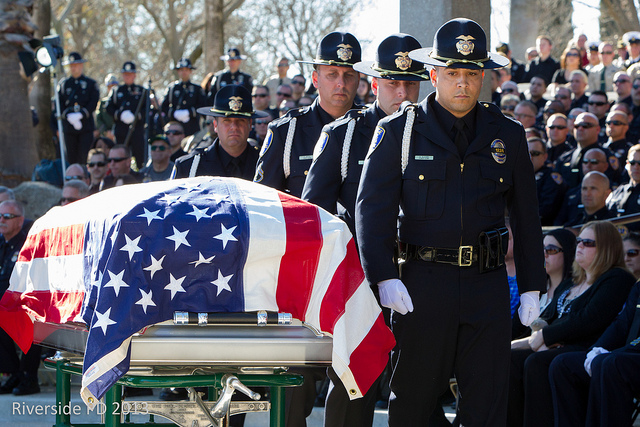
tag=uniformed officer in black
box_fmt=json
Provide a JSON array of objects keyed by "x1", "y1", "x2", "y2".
[
  {"x1": 254, "y1": 32, "x2": 362, "y2": 198},
  {"x1": 207, "y1": 48, "x2": 253, "y2": 105},
  {"x1": 57, "y1": 52, "x2": 100, "y2": 165},
  {"x1": 355, "y1": 19, "x2": 546, "y2": 426},
  {"x1": 105, "y1": 61, "x2": 148, "y2": 167},
  {"x1": 171, "y1": 85, "x2": 260, "y2": 180},
  {"x1": 608, "y1": 144, "x2": 640, "y2": 230},
  {"x1": 161, "y1": 58, "x2": 207, "y2": 137},
  {"x1": 528, "y1": 137, "x2": 566, "y2": 225}
]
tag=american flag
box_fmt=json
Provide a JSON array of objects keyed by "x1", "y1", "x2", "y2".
[{"x1": 0, "y1": 177, "x2": 394, "y2": 407}]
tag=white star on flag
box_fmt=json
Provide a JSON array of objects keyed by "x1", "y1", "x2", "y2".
[
  {"x1": 143, "y1": 254, "x2": 165, "y2": 279},
  {"x1": 159, "y1": 193, "x2": 181, "y2": 204},
  {"x1": 166, "y1": 227, "x2": 191, "y2": 250},
  {"x1": 120, "y1": 234, "x2": 143, "y2": 260},
  {"x1": 214, "y1": 224, "x2": 237, "y2": 250},
  {"x1": 92, "y1": 308, "x2": 117, "y2": 335},
  {"x1": 189, "y1": 252, "x2": 215, "y2": 267},
  {"x1": 187, "y1": 206, "x2": 209, "y2": 222},
  {"x1": 104, "y1": 270, "x2": 129, "y2": 296},
  {"x1": 211, "y1": 270, "x2": 233, "y2": 296},
  {"x1": 164, "y1": 273, "x2": 186, "y2": 299},
  {"x1": 138, "y1": 208, "x2": 162, "y2": 225},
  {"x1": 135, "y1": 289, "x2": 156, "y2": 314}
]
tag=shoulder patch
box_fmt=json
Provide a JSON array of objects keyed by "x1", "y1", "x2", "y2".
[
  {"x1": 313, "y1": 132, "x2": 330, "y2": 161},
  {"x1": 551, "y1": 172, "x2": 563, "y2": 185},
  {"x1": 366, "y1": 126, "x2": 385, "y2": 158},
  {"x1": 259, "y1": 129, "x2": 273, "y2": 157},
  {"x1": 609, "y1": 155, "x2": 620, "y2": 171}
]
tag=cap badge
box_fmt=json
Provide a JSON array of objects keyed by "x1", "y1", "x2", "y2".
[
  {"x1": 456, "y1": 35, "x2": 476, "y2": 56},
  {"x1": 229, "y1": 96, "x2": 243, "y2": 112},
  {"x1": 394, "y1": 52, "x2": 412, "y2": 71},
  {"x1": 124, "y1": 63, "x2": 132, "y2": 71},
  {"x1": 337, "y1": 44, "x2": 353, "y2": 61}
]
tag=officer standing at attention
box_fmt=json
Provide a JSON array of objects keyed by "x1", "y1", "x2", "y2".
[
  {"x1": 254, "y1": 32, "x2": 362, "y2": 198},
  {"x1": 171, "y1": 85, "x2": 260, "y2": 180},
  {"x1": 161, "y1": 58, "x2": 207, "y2": 137},
  {"x1": 355, "y1": 19, "x2": 546, "y2": 426},
  {"x1": 207, "y1": 48, "x2": 253, "y2": 105},
  {"x1": 57, "y1": 52, "x2": 100, "y2": 165},
  {"x1": 106, "y1": 61, "x2": 148, "y2": 167}
]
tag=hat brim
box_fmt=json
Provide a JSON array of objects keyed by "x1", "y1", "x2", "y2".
[
  {"x1": 120, "y1": 69, "x2": 137, "y2": 73},
  {"x1": 409, "y1": 48, "x2": 510, "y2": 70},
  {"x1": 174, "y1": 66, "x2": 196, "y2": 70},
  {"x1": 63, "y1": 59, "x2": 88, "y2": 66},
  {"x1": 197, "y1": 106, "x2": 261, "y2": 119},
  {"x1": 220, "y1": 55, "x2": 247, "y2": 60},
  {"x1": 297, "y1": 59, "x2": 356, "y2": 68},
  {"x1": 353, "y1": 61, "x2": 430, "y2": 81}
]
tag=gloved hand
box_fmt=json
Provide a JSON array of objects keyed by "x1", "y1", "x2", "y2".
[
  {"x1": 174, "y1": 109, "x2": 190, "y2": 123},
  {"x1": 584, "y1": 347, "x2": 609, "y2": 377},
  {"x1": 518, "y1": 291, "x2": 540, "y2": 327},
  {"x1": 120, "y1": 110, "x2": 135, "y2": 124},
  {"x1": 378, "y1": 279, "x2": 414, "y2": 315},
  {"x1": 67, "y1": 112, "x2": 83, "y2": 130}
]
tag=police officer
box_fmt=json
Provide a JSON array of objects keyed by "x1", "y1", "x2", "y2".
[
  {"x1": 528, "y1": 137, "x2": 566, "y2": 225},
  {"x1": 207, "y1": 48, "x2": 253, "y2": 105},
  {"x1": 172, "y1": 85, "x2": 260, "y2": 180},
  {"x1": 355, "y1": 19, "x2": 546, "y2": 426},
  {"x1": 254, "y1": 32, "x2": 362, "y2": 198},
  {"x1": 105, "y1": 61, "x2": 148, "y2": 167},
  {"x1": 608, "y1": 144, "x2": 640, "y2": 230},
  {"x1": 161, "y1": 58, "x2": 207, "y2": 137},
  {"x1": 57, "y1": 52, "x2": 100, "y2": 165}
]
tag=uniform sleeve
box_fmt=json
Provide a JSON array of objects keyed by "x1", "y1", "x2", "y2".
[
  {"x1": 253, "y1": 123, "x2": 287, "y2": 191},
  {"x1": 84, "y1": 80, "x2": 100, "y2": 119},
  {"x1": 594, "y1": 282, "x2": 640, "y2": 350},
  {"x1": 507, "y1": 125, "x2": 547, "y2": 294},
  {"x1": 301, "y1": 124, "x2": 343, "y2": 213},
  {"x1": 356, "y1": 119, "x2": 403, "y2": 285},
  {"x1": 538, "y1": 172, "x2": 566, "y2": 224}
]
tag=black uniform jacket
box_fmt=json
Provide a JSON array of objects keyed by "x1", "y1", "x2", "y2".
[
  {"x1": 254, "y1": 98, "x2": 361, "y2": 198},
  {"x1": 57, "y1": 74, "x2": 100, "y2": 133},
  {"x1": 172, "y1": 139, "x2": 258, "y2": 180},
  {"x1": 105, "y1": 84, "x2": 147, "y2": 131},
  {"x1": 161, "y1": 80, "x2": 207, "y2": 136},
  {"x1": 355, "y1": 93, "x2": 546, "y2": 294},
  {"x1": 302, "y1": 103, "x2": 384, "y2": 235}
]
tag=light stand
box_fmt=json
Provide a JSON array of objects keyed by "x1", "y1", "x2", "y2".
[{"x1": 51, "y1": 66, "x2": 68, "y2": 182}]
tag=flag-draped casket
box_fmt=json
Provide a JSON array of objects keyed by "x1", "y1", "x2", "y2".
[{"x1": 0, "y1": 177, "x2": 394, "y2": 407}]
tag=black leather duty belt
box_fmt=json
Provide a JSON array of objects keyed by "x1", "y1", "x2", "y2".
[{"x1": 401, "y1": 243, "x2": 479, "y2": 267}]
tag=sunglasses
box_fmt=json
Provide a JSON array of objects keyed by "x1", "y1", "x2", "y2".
[
  {"x1": 600, "y1": 51, "x2": 614, "y2": 55},
  {"x1": 165, "y1": 130, "x2": 184, "y2": 135},
  {"x1": 205, "y1": 120, "x2": 214, "y2": 125},
  {"x1": 628, "y1": 160, "x2": 640, "y2": 166},
  {"x1": 633, "y1": 85, "x2": 640, "y2": 90},
  {"x1": 626, "y1": 249, "x2": 640, "y2": 257},
  {"x1": 588, "y1": 101, "x2": 608, "y2": 106},
  {"x1": 547, "y1": 125, "x2": 567, "y2": 130},
  {"x1": 606, "y1": 120, "x2": 627, "y2": 126},
  {"x1": 555, "y1": 95, "x2": 570, "y2": 100},
  {"x1": 277, "y1": 92, "x2": 292, "y2": 98},
  {"x1": 0, "y1": 213, "x2": 21, "y2": 220},
  {"x1": 574, "y1": 122, "x2": 596, "y2": 129},
  {"x1": 502, "y1": 88, "x2": 515, "y2": 93},
  {"x1": 255, "y1": 119, "x2": 269, "y2": 124},
  {"x1": 544, "y1": 245, "x2": 563, "y2": 255},
  {"x1": 614, "y1": 80, "x2": 630, "y2": 84},
  {"x1": 65, "y1": 175, "x2": 84, "y2": 181},
  {"x1": 60, "y1": 197, "x2": 79, "y2": 204},
  {"x1": 291, "y1": 80, "x2": 305, "y2": 85},
  {"x1": 108, "y1": 157, "x2": 129, "y2": 163},
  {"x1": 566, "y1": 52, "x2": 580, "y2": 57},
  {"x1": 150, "y1": 145, "x2": 167, "y2": 151},
  {"x1": 529, "y1": 150, "x2": 543, "y2": 157},
  {"x1": 576, "y1": 237, "x2": 597, "y2": 248},
  {"x1": 252, "y1": 93, "x2": 269, "y2": 98},
  {"x1": 87, "y1": 162, "x2": 106, "y2": 167},
  {"x1": 583, "y1": 158, "x2": 603, "y2": 164},
  {"x1": 503, "y1": 105, "x2": 516, "y2": 111}
]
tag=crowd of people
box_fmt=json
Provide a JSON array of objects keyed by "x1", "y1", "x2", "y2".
[{"x1": 4, "y1": 16, "x2": 640, "y2": 427}]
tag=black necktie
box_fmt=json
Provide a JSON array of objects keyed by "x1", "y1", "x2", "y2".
[
  {"x1": 454, "y1": 119, "x2": 468, "y2": 158},
  {"x1": 229, "y1": 157, "x2": 242, "y2": 178}
]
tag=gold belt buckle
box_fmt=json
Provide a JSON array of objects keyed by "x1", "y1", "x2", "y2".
[{"x1": 458, "y1": 246, "x2": 473, "y2": 267}]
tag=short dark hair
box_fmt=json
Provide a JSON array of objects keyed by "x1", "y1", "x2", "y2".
[{"x1": 111, "y1": 144, "x2": 131, "y2": 157}]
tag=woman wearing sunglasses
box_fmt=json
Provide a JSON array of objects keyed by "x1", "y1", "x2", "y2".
[{"x1": 508, "y1": 221, "x2": 635, "y2": 426}]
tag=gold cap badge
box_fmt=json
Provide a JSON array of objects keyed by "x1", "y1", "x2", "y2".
[
  {"x1": 456, "y1": 35, "x2": 476, "y2": 56},
  {"x1": 394, "y1": 51, "x2": 412, "y2": 71},
  {"x1": 337, "y1": 44, "x2": 353, "y2": 61},
  {"x1": 229, "y1": 96, "x2": 243, "y2": 112}
]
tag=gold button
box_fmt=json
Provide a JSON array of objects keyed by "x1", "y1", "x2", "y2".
[
  {"x1": 500, "y1": 178, "x2": 504, "y2": 183},
  {"x1": 349, "y1": 389, "x2": 357, "y2": 395},
  {"x1": 304, "y1": 170, "x2": 308, "y2": 175},
  {"x1": 418, "y1": 174, "x2": 424, "y2": 180}
]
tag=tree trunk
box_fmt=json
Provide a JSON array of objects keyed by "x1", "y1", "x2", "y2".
[
  {"x1": 204, "y1": 0, "x2": 224, "y2": 74},
  {"x1": 600, "y1": 0, "x2": 640, "y2": 40},
  {"x1": 538, "y1": 0, "x2": 574, "y2": 59}
]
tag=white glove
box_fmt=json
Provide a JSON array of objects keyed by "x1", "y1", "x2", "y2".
[
  {"x1": 174, "y1": 109, "x2": 190, "y2": 123},
  {"x1": 584, "y1": 347, "x2": 609, "y2": 377},
  {"x1": 378, "y1": 279, "x2": 414, "y2": 315},
  {"x1": 120, "y1": 110, "x2": 135, "y2": 124},
  {"x1": 518, "y1": 291, "x2": 540, "y2": 327},
  {"x1": 67, "y1": 112, "x2": 83, "y2": 130}
]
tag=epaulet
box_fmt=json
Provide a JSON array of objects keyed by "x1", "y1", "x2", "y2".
[
  {"x1": 271, "y1": 105, "x2": 308, "y2": 128},
  {"x1": 342, "y1": 108, "x2": 366, "y2": 120},
  {"x1": 397, "y1": 101, "x2": 417, "y2": 116},
  {"x1": 480, "y1": 101, "x2": 503, "y2": 115}
]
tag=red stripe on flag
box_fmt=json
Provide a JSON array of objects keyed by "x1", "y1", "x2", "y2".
[
  {"x1": 275, "y1": 194, "x2": 323, "y2": 320},
  {"x1": 18, "y1": 224, "x2": 85, "y2": 262},
  {"x1": 347, "y1": 313, "x2": 395, "y2": 395},
  {"x1": 319, "y1": 238, "x2": 364, "y2": 333}
]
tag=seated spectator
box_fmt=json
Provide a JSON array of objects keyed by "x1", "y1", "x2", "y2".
[
  {"x1": 607, "y1": 144, "x2": 640, "y2": 228},
  {"x1": 140, "y1": 135, "x2": 174, "y2": 182},
  {"x1": 290, "y1": 74, "x2": 307, "y2": 104},
  {"x1": 540, "y1": 229, "x2": 577, "y2": 311},
  {"x1": 252, "y1": 113, "x2": 273, "y2": 148},
  {"x1": 500, "y1": 93, "x2": 520, "y2": 116},
  {"x1": 90, "y1": 135, "x2": 115, "y2": 157},
  {"x1": 86, "y1": 148, "x2": 107, "y2": 194},
  {"x1": 555, "y1": 171, "x2": 614, "y2": 226},
  {"x1": 508, "y1": 221, "x2": 636, "y2": 426},
  {"x1": 587, "y1": 90, "x2": 611, "y2": 142},
  {"x1": 298, "y1": 95, "x2": 314, "y2": 107},
  {"x1": 527, "y1": 75, "x2": 549, "y2": 115},
  {"x1": 613, "y1": 71, "x2": 632, "y2": 106},
  {"x1": 514, "y1": 101, "x2": 538, "y2": 130},
  {"x1": 603, "y1": 110, "x2": 633, "y2": 164},
  {"x1": 60, "y1": 180, "x2": 89, "y2": 206},
  {"x1": 552, "y1": 46, "x2": 584, "y2": 85},
  {"x1": 100, "y1": 144, "x2": 143, "y2": 191},
  {"x1": 64, "y1": 163, "x2": 89, "y2": 186},
  {"x1": 528, "y1": 137, "x2": 565, "y2": 225},
  {"x1": 570, "y1": 70, "x2": 589, "y2": 110},
  {"x1": 542, "y1": 99, "x2": 566, "y2": 122},
  {"x1": 623, "y1": 232, "x2": 640, "y2": 278},
  {"x1": 279, "y1": 99, "x2": 297, "y2": 117},
  {"x1": 546, "y1": 113, "x2": 572, "y2": 165},
  {"x1": 554, "y1": 85, "x2": 572, "y2": 113},
  {"x1": 164, "y1": 121, "x2": 187, "y2": 162}
]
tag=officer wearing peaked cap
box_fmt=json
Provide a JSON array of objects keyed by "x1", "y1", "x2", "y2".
[
  {"x1": 254, "y1": 31, "x2": 363, "y2": 198},
  {"x1": 624, "y1": 31, "x2": 640, "y2": 69},
  {"x1": 171, "y1": 85, "x2": 260, "y2": 180},
  {"x1": 161, "y1": 57, "x2": 207, "y2": 137},
  {"x1": 57, "y1": 52, "x2": 100, "y2": 165},
  {"x1": 207, "y1": 48, "x2": 254, "y2": 106},
  {"x1": 355, "y1": 18, "x2": 546, "y2": 426}
]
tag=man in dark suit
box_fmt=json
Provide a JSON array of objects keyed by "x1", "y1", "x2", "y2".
[
  {"x1": 171, "y1": 84, "x2": 260, "y2": 179},
  {"x1": 355, "y1": 19, "x2": 546, "y2": 426}
]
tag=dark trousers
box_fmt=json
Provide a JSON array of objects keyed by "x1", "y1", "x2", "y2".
[
  {"x1": 114, "y1": 123, "x2": 146, "y2": 167},
  {"x1": 549, "y1": 351, "x2": 590, "y2": 427},
  {"x1": 0, "y1": 328, "x2": 42, "y2": 377},
  {"x1": 64, "y1": 131, "x2": 94, "y2": 165},
  {"x1": 389, "y1": 261, "x2": 511, "y2": 427}
]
